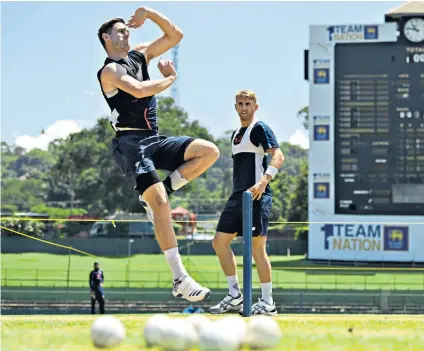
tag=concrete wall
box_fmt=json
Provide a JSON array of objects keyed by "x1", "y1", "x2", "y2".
[{"x1": 1, "y1": 237, "x2": 307, "y2": 256}]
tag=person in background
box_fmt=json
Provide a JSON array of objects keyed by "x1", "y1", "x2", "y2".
[{"x1": 89, "y1": 261, "x2": 105, "y2": 314}]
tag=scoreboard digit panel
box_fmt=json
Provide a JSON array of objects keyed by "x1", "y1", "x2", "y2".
[{"x1": 334, "y1": 42, "x2": 424, "y2": 215}]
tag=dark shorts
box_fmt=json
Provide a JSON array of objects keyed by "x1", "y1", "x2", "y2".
[
  {"x1": 111, "y1": 130, "x2": 195, "y2": 194},
  {"x1": 216, "y1": 192, "x2": 272, "y2": 237}
]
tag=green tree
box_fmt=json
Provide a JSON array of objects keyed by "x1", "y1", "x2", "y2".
[
  {"x1": 1, "y1": 218, "x2": 45, "y2": 237},
  {"x1": 157, "y1": 97, "x2": 214, "y2": 142},
  {"x1": 30, "y1": 204, "x2": 87, "y2": 218},
  {"x1": 15, "y1": 148, "x2": 54, "y2": 179},
  {"x1": 269, "y1": 171, "x2": 295, "y2": 221},
  {"x1": 287, "y1": 162, "x2": 308, "y2": 223},
  {"x1": 279, "y1": 142, "x2": 308, "y2": 176},
  {"x1": 214, "y1": 132, "x2": 233, "y2": 200},
  {"x1": 1, "y1": 178, "x2": 46, "y2": 212},
  {"x1": 48, "y1": 118, "x2": 137, "y2": 215},
  {"x1": 1, "y1": 142, "x2": 55, "y2": 211},
  {"x1": 297, "y1": 106, "x2": 309, "y2": 130}
]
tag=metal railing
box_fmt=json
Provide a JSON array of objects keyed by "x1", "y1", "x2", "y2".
[{"x1": 2, "y1": 268, "x2": 423, "y2": 290}]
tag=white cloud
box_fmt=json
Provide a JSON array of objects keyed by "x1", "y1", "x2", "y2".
[
  {"x1": 15, "y1": 120, "x2": 82, "y2": 151},
  {"x1": 74, "y1": 119, "x2": 96, "y2": 129},
  {"x1": 288, "y1": 129, "x2": 309, "y2": 149},
  {"x1": 84, "y1": 90, "x2": 95, "y2": 96}
]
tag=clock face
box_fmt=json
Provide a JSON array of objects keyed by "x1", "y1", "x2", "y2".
[{"x1": 403, "y1": 18, "x2": 424, "y2": 43}]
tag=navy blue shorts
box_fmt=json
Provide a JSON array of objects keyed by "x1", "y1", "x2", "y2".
[
  {"x1": 216, "y1": 192, "x2": 272, "y2": 237},
  {"x1": 111, "y1": 130, "x2": 195, "y2": 193}
]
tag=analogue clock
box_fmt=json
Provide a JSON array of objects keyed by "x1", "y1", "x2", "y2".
[{"x1": 403, "y1": 17, "x2": 424, "y2": 43}]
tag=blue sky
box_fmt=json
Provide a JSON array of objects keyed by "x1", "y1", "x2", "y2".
[{"x1": 1, "y1": 1, "x2": 404, "y2": 150}]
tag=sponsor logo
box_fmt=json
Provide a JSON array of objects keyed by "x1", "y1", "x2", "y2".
[
  {"x1": 314, "y1": 68, "x2": 329, "y2": 84},
  {"x1": 314, "y1": 182, "x2": 330, "y2": 199},
  {"x1": 327, "y1": 25, "x2": 379, "y2": 42},
  {"x1": 383, "y1": 226, "x2": 409, "y2": 251},
  {"x1": 321, "y1": 224, "x2": 409, "y2": 252},
  {"x1": 313, "y1": 125, "x2": 330, "y2": 141}
]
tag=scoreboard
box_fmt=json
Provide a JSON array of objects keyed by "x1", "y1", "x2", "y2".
[
  {"x1": 335, "y1": 43, "x2": 424, "y2": 216},
  {"x1": 307, "y1": 20, "x2": 424, "y2": 262}
]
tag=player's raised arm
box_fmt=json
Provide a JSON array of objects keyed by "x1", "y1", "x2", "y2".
[
  {"x1": 101, "y1": 60, "x2": 176, "y2": 99},
  {"x1": 128, "y1": 7, "x2": 183, "y2": 64}
]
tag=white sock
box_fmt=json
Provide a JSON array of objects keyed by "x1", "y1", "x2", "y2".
[
  {"x1": 164, "y1": 247, "x2": 187, "y2": 280},
  {"x1": 226, "y1": 275, "x2": 241, "y2": 297},
  {"x1": 170, "y1": 170, "x2": 188, "y2": 191},
  {"x1": 261, "y1": 282, "x2": 273, "y2": 304}
]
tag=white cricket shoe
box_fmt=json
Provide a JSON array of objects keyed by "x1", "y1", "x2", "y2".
[
  {"x1": 239, "y1": 298, "x2": 278, "y2": 316},
  {"x1": 209, "y1": 294, "x2": 244, "y2": 314},
  {"x1": 139, "y1": 195, "x2": 154, "y2": 224},
  {"x1": 172, "y1": 275, "x2": 211, "y2": 303}
]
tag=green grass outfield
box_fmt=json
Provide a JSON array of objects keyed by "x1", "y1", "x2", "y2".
[
  {"x1": 2, "y1": 253, "x2": 423, "y2": 290},
  {"x1": 1, "y1": 314, "x2": 424, "y2": 351}
]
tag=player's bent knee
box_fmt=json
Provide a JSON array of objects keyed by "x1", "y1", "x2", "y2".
[
  {"x1": 135, "y1": 171, "x2": 161, "y2": 195},
  {"x1": 207, "y1": 142, "x2": 220, "y2": 160},
  {"x1": 184, "y1": 139, "x2": 220, "y2": 161},
  {"x1": 141, "y1": 182, "x2": 170, "y2": 210},
  {"x1": 150, "y1": 195, "x2": 170, "y2": 210}
]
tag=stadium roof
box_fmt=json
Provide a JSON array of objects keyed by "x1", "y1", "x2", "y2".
[{"x1": 385, "y1": 1, "x2": 424, "y2": 18}]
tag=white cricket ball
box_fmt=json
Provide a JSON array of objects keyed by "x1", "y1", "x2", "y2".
[
  {"x1": 198, "y1": 320, "x2": 240, "y2": 351},
  {"x1": 187, "y1": 314, "x2": 213, "y2": 334},
  {"x1": 160, "y1": 317, "x2": 198, "y2": 351},
  {"x1": 90, "y1": 315, "x2": 126, "y2": 348},
  {"x1": 245, "y1": 316, "x2": 282, "y2": 349},
  {"x1": 143, "y1": 314, "x2": 173, "y2": 348},
  {"x1": 215, "y1": 316, "x2": 247, "y2": 346}
]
